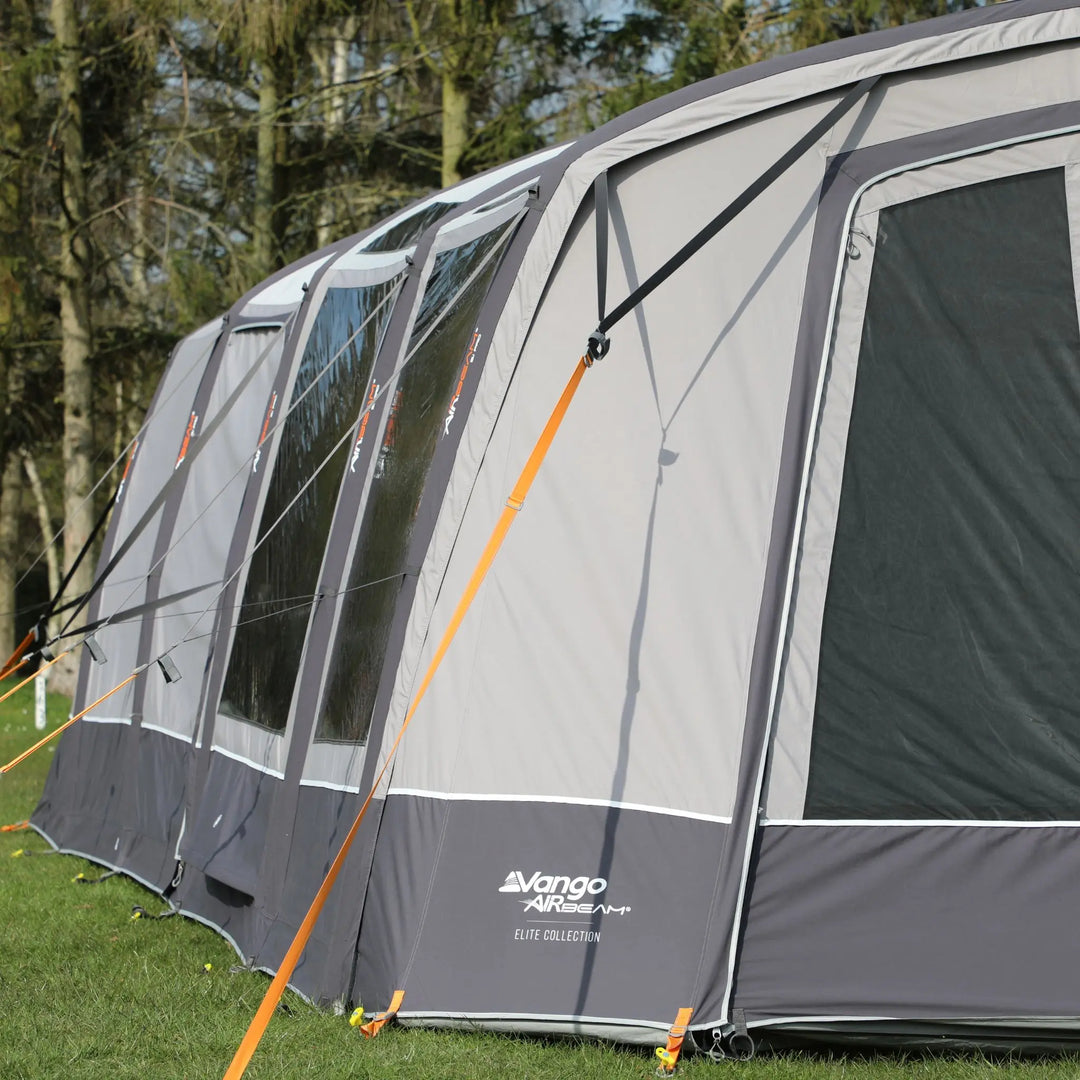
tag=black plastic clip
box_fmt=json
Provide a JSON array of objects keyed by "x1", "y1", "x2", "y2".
[
  {"x1": 157, "y1": 655, "x2": 182, "y2": 684},
  {"x1": 585, "y1": 330, "x2": 611, "y2": 367},
  {"x1": 84, "y1": 635, "x2": 107, "y2": 664},
  {"x1": 34, "y1": 620, "x2": 54, "y2": 662}
]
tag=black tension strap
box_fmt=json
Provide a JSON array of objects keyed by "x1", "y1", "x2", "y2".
[
  {"x1": 43, "y1": 484, "x2": 118, "y2": 624},
  {"x1": 586, "y1": 75, "x2": 880, "y2": 359},
  {"x1": 0, "y1": 484, "x2": 119, "y2": 678},
  {"x1": 51, "y1": 582, "x2": 216, "y2": 645}
]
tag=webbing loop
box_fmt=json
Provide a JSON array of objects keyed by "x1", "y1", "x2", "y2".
[
  {"x1": 358, "y1": 988, "x2": 405, "y2": 1038},
  {"x1": 221, "y1": 354, "x2": 592, "y2": 1080}
]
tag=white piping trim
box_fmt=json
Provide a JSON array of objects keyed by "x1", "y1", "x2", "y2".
[
  {"x1": 742, "y1": 1012, "x2": 1080, "y2": 1028},
  {"x1": 385, "y1": 788, "x2": 732, "y2": 823},
  {"x1": 79, "y1": 714, "x2": 131, "y2": 726},
  {"x1": 28, "y1": 825, "x2": 172, "y2": 897},
  {"x1": 396, "y1": 1009, "x2": 669, "y2": 1030},
  {"x1": 298, "y1": 776, "x2": 361, "y2": 794},
  {"x1": 1066, "y1": 161, "x2": 1080, "y2": 354},
  {"x1": 764, "y1": 818, "x2": 1080, "y2": 827},
  {"x1": 175, "y1": 910, "x2": 315, "y2": 1006},
  {"x1": 721, "y1": 117, "x2": 1080, "y2": 1025},
  {"x1": 139, "y1": 721, "x2": 194, "y2": 742},
  {"x1": 175, "y1": 905, "x2": 248, "y2": 966},
  {"x1": 208, "y1": 743, "x2": 285, "y2": 780},
  {"x1": 748, "y1": 1014, "x2": 900, "y2": 1028}
]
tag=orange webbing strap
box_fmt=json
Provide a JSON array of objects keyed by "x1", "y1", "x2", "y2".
[
  {"x1": 655, "y1": 1007, "x2": 694, "y2": 1074},
  {"x1": 0, "y1": 628, "x2": 37, "y2": 681},
  {"x1": 0, "y1": 666, "x2": 142, "y2": 775},
  {"x1": 222, "y1": 356, "x2": 592, "y2": 1080},
  {"x1": 358, "y1": 988, "x2": 405, "y2": 1038},
  {"x1": 1, "y1": 820, "x2": 30, "y2": 832},
  {"x1": 0, "y1": 649, "x2": 69, "y2": 715}
]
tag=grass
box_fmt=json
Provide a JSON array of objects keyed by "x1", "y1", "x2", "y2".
[{"x1": 3, "y1": 679, "x2": 1080, "y2": 1079}]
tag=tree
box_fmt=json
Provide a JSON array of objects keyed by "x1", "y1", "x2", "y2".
[
  {"x1": 48, "y1": 0, "x2": 95, "y2": 692},
  {"x1": 402, "y1": 0, "x2": 597, "y2": 187}
]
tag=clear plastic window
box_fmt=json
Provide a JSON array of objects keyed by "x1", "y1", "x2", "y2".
[
  {"x1": 219, "y1": 277, "x2": 401, "y2": 730},
  {"x1": 315, "y1": 226, "x2": 513, "y2": 743},
  {"x1": 363, "y1": 202, "x2": 452, "y2": 254}
]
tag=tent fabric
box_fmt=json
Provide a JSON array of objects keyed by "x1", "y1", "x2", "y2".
[{"x1": 30, "y1": 0, "x2": 1080, "y2": 1051}]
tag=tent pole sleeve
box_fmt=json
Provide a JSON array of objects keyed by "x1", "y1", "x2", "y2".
[
  {"x1": 222, "y1": 354, "x2": 594, "y2": 1080},
  {"x1": 596, "y1": 75, "x2": 881, "y2": 337}
]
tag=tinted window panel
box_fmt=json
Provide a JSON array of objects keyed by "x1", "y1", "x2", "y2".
[
  {"x1": 316, "y1": 226, "x2": 512, "y2": 743},
  {"x1": 220, "y1": 278, "x2": 400, "y2": 730},
  {"x1": 805, "y1": 169, "x2": 1080, "y2": 820},
  {"x1": 363, "y1": 202, "x2": 452, "y2": 254}
]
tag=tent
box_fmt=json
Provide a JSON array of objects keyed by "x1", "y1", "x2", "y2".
[{"x1": 31, "y1": 0, "x2": 1080, "y2": 1055}]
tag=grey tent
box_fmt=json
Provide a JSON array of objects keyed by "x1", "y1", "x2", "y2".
[{"x1": 31, "y1": 0, "x2": 1080, "y2": 1055}]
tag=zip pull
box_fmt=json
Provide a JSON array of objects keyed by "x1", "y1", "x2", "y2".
[{"x1": 847, "y1": 225, "x2": 875, "y2": 259}]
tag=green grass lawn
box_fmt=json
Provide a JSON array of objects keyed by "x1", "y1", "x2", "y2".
[{"x1": 1, "y1": 677, "x2": 1078, "y2": 1079}]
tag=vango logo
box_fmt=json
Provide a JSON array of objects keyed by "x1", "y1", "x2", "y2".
[
  {"x1": 499, "y1": 870, "x2": 630, "y2": 916},
  {"x1": 499, "y1": 870, "x2": 607, "y2": 901}
]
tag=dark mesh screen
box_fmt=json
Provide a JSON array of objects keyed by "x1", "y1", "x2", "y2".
[
  {"x1": 805, "y1": 168, "x2": 1080, "y2": 820},
  {"x1": 220, "y1": 278, "x2": 400, "y2": 730},
  {"x1": 315, "y1": 226, "x2": 512, "y2": 743}
]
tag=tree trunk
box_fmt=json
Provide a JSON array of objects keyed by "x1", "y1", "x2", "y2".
[
  {"x1": 22, "y1": 452, "x2": 60, "y2": 642},
  {"x1": 253, "y1": 54, "x2": 290, "y2": 280},
  {"x1": 51, "y1": 0, "x2": 95, "y2": 697},
  {"x1": 0, "y1": 454, "x2": 22, "y2": 663},
  {"x1": 441, "y1": 67, "x2": 470, "y2": 188},
  {"x1": 315, "y1": 16, "x2": 357, "y2": 249},
  {"x1": 253, "y1": 56, "x2": 279, "y2": 280}
]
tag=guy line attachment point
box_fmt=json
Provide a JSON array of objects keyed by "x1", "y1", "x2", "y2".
[{"x1": 585, "y1": 330, "x2": 610, "y2": 367}]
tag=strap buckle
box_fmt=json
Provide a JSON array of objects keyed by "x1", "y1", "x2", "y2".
[
  {"x1": 655, "y1": 1006, "x2": 693, "y2": 1075},
  {"x1": 585, "y1": 331, "x2": 610, "y2": 366}
]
